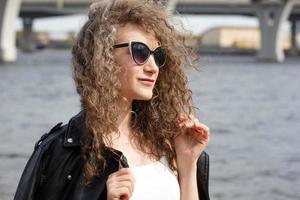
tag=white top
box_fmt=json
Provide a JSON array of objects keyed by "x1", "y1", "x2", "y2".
[{"x1": 129, "y1": 156, "x2": 180, "y2": 200}]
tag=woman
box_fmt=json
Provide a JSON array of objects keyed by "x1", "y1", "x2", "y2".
[{"x1": 14, "y1": 0, "x2": 210, "y2": 200}]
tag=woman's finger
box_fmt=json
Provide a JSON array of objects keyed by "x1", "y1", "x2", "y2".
[
  {"x1": 116, "y1": 180, "x2": 134, "y2": 196},
  {"x1": 107, "y1": 168, "x2": 135, "y2": 200},
  {"x1": 192, "y1": 125, "x2": 210, "y2": 143},
  {"x1": 179, "y1": 118, "x2": 195, "y2": 128},
  {"x1": 112, "y1": 168, "x2": 134, "y2": 177},
  {"x1": 107, "y1": 175, "x2": 135, "y2": 190},
  {"x1": 107, "y1": 180, "x2": 134, "y2": 200},
  {"x1": 116, "y1": 187, "x2": 131, "y2": 199}
]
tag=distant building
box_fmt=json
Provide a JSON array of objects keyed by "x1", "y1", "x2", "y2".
[
  {"x1": 16, "y1": 31, "x2": 76, "y2": 49},
  {"x1": 200, "y1": 26, "x2": 294, "y2": 50}
]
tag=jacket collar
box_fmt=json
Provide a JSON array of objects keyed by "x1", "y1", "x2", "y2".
[
  {"x1": 64, "y1": 110, "x2": 85, "y2": 147},
  {"x1": 64, "y1": 111, "x2": 129, "y2": 168},
  {"x1": 63, "y1": 110, "x2": 129, "y2": 168}
]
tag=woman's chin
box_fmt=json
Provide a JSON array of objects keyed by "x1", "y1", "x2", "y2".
[{"x1": 135, "y1": 93, "x2": 153, "y2": 101}]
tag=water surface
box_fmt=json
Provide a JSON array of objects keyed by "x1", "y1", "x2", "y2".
[{"x1": 0, "y1": 49, "x2": 299, "y2": 200}]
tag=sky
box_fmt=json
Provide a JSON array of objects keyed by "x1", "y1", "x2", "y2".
[{"x1": 15, "y1": 14, "x2": 260, "y2": 35}]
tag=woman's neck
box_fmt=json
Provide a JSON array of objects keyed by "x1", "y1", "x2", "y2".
[
  {"x1": 109, "y1": 97, "x2": 135, "y2": 150},
  {"x1": 115, "y1": 97, "x2": 132, "y2": 136}
]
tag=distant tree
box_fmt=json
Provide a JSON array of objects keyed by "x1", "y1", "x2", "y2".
[{"x1": 56, "y1": 0, "x2": 64, "y2": 9}]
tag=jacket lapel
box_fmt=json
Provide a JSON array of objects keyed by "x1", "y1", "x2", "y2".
[{"x1": 62, "y1": 111, "x2": 130, "y2": 200}]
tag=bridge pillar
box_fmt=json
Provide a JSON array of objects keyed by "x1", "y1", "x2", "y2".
[
  {"x1": 254, "y1": 0, "x2": 297, "y2": 62},
  {"x1": 0, "y1": 0, "x2": 21, "y2": 63},
  {"x1": 159, "y1": 0, "x2": 178, "y2": 14},
  {"x1": 166, "y1": 0, "x2": 178, "y2": 14},
  {"x1": 21, "y1": 17, "x2": 35, "y2": 51},
  {"x1": 290, "y1": 18, "x2": 298, "y2": 56}
]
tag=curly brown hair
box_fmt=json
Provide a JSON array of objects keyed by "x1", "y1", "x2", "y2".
[{"x1": 71, "y1": 0, "x2": 197, "y2": 185}]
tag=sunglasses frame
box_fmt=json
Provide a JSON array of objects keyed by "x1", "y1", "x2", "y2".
[{"x1": 113, "y1": 40, "x2": 166, "y2": 68}]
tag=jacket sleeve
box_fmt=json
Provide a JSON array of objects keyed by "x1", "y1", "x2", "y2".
[
  {"x1": 13, "y1": 122, "x2": 63, "y2": 200},
  {"x1": 13, "y1": 142, "x2": 46, "y2": 200},
  {"x1": 197, "y1": 151, "x2": 210, "y2": 200}
]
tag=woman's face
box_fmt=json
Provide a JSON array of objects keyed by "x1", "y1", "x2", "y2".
[{"x1": 113, "y1": 23, "x2": 160, "y2": 102}]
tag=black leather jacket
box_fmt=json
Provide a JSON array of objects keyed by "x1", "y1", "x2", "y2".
[{"x1": 14, "y1": 111, "x2": 210, "y2": 200}]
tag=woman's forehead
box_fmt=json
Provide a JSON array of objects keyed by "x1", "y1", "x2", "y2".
[{"x1": 115, "y1": 23, "x2": 160, "y2": 48}]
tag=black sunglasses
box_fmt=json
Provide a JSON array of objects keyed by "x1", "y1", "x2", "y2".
[{"x1": 113, "y1": 41, "x2": 166, "y2": 68}]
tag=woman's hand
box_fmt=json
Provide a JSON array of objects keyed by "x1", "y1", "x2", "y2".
[
  {"x1": 174, "y1": 113, "x2": 210, "y2": 172},
  {"x1": 106, "y1": 168, "x2": 135, "y2": 200}
]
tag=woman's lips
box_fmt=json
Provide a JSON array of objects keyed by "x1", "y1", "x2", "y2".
[{"x1": 138, "y1": 78, "x2": 155, "y2": 86}]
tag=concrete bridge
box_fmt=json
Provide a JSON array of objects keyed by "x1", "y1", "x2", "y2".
[{"x1": 1, "y1": 0, "x2": 300, "y2": 63}]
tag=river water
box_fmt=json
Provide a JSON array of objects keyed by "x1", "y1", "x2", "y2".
[{"x1": 0, "y1": 49, "x2": 299, "y2": 200}]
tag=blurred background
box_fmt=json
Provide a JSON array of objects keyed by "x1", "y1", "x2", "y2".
[{"x1": 0, "y1": 0, "x2": 300, "y2": 200}]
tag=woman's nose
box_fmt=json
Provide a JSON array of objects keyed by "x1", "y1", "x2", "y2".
[{"x1": 143, "y1": 55, "x2": 159, "y2": 73}]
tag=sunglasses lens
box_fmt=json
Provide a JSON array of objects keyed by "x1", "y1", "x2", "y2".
[
  {"x1": 154, "y1": 47, "x2": 166, "y2": 68},
  {"x1": 132, "y1": 43, "x2": 149, "y2": 65}
]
